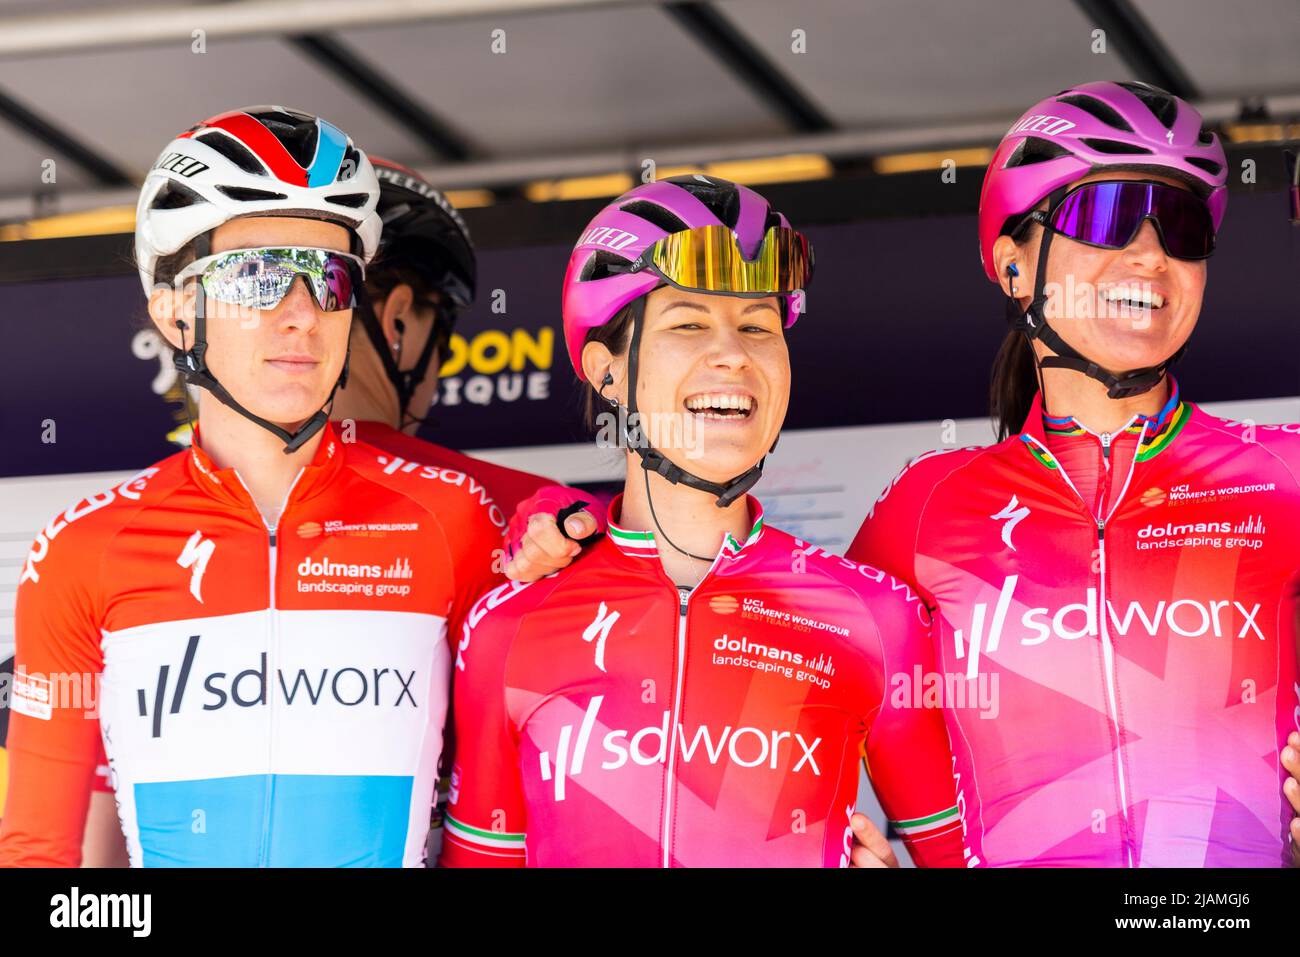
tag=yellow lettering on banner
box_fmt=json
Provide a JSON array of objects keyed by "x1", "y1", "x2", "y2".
[
  {"x1": 510, "y1": 327, "x2": 553, "y2": 371},
  {"x1": 471, "y1": 331, "x2": 511, "y2": 374},
  {"x1": 440, "y1": 327, "x2": 556, "y2": 378}
]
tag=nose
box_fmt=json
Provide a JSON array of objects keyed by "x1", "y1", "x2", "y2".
[
  {"x1": 273, "y1": 274, "x2": 324, "y2": 330},
  {"x1": 1124, "y1": 219, "x2": 1169, "y2": 271},
  {"x1": 704, "y1": 323, "x2": 751, "y2": 371}
]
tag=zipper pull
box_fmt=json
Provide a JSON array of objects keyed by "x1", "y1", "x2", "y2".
[
  {"x1": 1097, "y1": 521, "x2": 1105, "y2": 541},
  {"x1": 269, "y1": 530, "x2": 277, "y2": 547},
  {"x1": 1099, "y1": 431, "x2": 1113, "y2": 461},
  {"x1": 677, "y1": 585, "x2": 690, "y2": 617}
]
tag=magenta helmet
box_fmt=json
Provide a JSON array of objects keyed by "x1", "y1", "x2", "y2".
[
  {"x1": 978, "y1": 80, "x2": 1228, "y2": 282},
  {"x1": 561, "y1": 174, "x2": 797, "y2": 380}
]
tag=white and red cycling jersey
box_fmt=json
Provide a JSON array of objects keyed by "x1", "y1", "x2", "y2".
[
  {"x1": 441, "y1": 496, "x2": 967, "y2": 868},
  {"x1": 0, "y1": 423, "x2": 502, "y2": 867},
  {"x1": 848, "y1": 380, "x2": 1300, "y2": 866}
]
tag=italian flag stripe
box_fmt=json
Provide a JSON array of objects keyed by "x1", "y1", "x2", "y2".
[
  {"x1": 890, "y1": 805, "x2": 960, "y2": 835},
  {"x1": 444, "y1": 814, "x2": 526, "y2": 849}
]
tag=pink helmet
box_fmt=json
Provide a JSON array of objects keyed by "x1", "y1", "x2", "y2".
[
  {"x1": 978, "y1": 80, "x2": 1228, "y2": 281},
  {"x1": 561, "y1": 175, "x2": 798, "y2": 379}
]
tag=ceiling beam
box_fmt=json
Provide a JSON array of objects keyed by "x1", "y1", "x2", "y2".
[
  {"x1": 287, "y1": 34, "x2": 474, "y2": 161},
  {"x1": 4, "y1": 90, "x2": 1298, "y2": 221},
  {"x1": 1072, "y1": 0, "x2": 1199, "y2": 99},
  {"x1": 0, "y1": 87, "x2": 133, "y2": 186},
  {"x1": 0, "y1": 0, "x2": 659, "y2": 58},
  {"x1": 662, "y1": 2, "x2": 832, "y2": 132}
]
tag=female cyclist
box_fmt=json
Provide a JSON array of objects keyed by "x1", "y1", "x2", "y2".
[
  {"x1": 846, "y1": 80, "x2": 1300, "y2": 867},
  {"x1": 438, "y1": 175, "x2": 966, "y2": 868},
  {"x1": 0, "y1": 107, "x2": 501, "y2": 867}
]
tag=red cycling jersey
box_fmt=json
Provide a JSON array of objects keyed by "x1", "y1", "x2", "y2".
[
  {"x1": 848, "y1": 381, "x2": 1300, "y2": 866},
  {"x1": 440, "y1": 495, "x2": 967, "y2": 868},
  {"x1": 353, "y1": 420, "x2": 608, "y2": 558},
  {"x1": 0, "y1": 423, "x2": 502, "y2": 867}
]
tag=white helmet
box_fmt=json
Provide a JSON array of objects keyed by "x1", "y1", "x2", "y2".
[{"x1": 135, "y1": 105, "x2": 383, "y2": 294}]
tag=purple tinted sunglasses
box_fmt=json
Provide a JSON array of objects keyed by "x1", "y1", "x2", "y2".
[{"x1": 1021, "y1": 179, "x2": 1216, "y2": 260}]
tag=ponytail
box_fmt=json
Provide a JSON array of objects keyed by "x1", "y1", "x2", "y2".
[{"x1": 989, "y1": 328, "x2": 1039, "y2": 441}]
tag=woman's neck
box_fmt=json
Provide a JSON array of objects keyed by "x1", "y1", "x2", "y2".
[
  {"x1": 618, "y1": 463, "x2": 753, "y2": 588},
  {"x1": 1035, "y1": 364, "x2": 1170, "y2": 436},
  {"x1": 196, "y1": 395, "x2": 323, "y2": 529},
  {"x1": 329, "y1": 337, "x2": 401, "y2": 431}
]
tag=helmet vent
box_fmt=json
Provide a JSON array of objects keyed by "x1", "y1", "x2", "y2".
[
  {"x1": 150, "y1": 180, "x2": 206, "y2": 210},
  {"x1": 216, "y1": 185, "x2": 290, "y2": 203},
  {"x1": 339, "y1": 145, "x2": 362, "y2": 182},
  {"x1": 664, "y1": 175, "x2": 740, "y2": 228},
  {"x1": 1002, "y1": 138, "x2": 1071, "y2": 168},
  {"x1": 1196, "y1": 125, "x2": 1215, "y2": 146},
  {"x1": 1055, "y1": 94, "x2": 1133, "y2": 132},
  {"x1": 1115, "y1": 81, "x2": 1178, "y2": 129},
  {"x1": 326, "y1": 192, "x2": 370, "y2": 208},
  {"x1": 579, "y1": 249, "x2": 632, "y2": 283},
  {"x1": 1080, "y1": 138, "x2": 1153, "y2": 155},
  {"x1": 1186, "y1": 156, "x2": 1223, "y2": 177},
  {"x1": 619, "y1": 199, "x2": 687, "y2": 235},
  {"x1": 195, "y1": 131, "x2": 266, "y2": 176},
  {"x1": 257, "y1": 109, "x2": 320, "y2": 167}
]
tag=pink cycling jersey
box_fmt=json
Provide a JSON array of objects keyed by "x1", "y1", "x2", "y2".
[
  {"x1": 440, "y1": 496, "x2": 967, "y2": 868},
  {"x1": 848, "y1": 380, "x2": 1300, "y2": 867}
]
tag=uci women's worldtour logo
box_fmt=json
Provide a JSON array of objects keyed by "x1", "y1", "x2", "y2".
[
  {"x1": 538, "y1": 695, "x2": 822, "y2": 801},
  {"x1": 135, "y1": 635, "x2": 419, "y2": 738}
]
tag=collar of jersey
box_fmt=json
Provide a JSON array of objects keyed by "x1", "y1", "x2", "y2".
[
  {"x1": 186, "y1": 420, "x2": 345, "y2": 510},
  {"x1": 1021, "y1": 375, "x2": 1191, "y2": 468},
  {"x1": 605, "y1": 494, "x2": 765, "y2": 560}
]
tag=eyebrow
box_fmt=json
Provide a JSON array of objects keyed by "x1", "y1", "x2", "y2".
[{"x1": 660, "y1": 299, "x2": 780, "y2": 315}]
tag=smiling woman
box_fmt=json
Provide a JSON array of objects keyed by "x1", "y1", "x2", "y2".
[
  {"x1": 845, "y1": 81, "x2": 1300, "y2": 868},
  {"x1": 438, "y1": 176, "x2": 969, "y2": 869}
]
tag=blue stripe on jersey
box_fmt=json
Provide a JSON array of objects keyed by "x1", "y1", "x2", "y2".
[{"x1": 135, "y1": 773, "x2": 414, "y2": 867}]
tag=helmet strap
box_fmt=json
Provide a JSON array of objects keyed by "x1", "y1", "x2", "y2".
[
  {"x1": 1008, "y1": 188, "x2": 1181, "y2": 401},
  {"x1": 616, "y1": 297, "x2": 769, "y2": 513},
  {"x1": 353, "y1": 291, "x2": 445, "y2": 430},
  {"x1": 172, "y1": 232, "x2": 347, "y2": 454}
]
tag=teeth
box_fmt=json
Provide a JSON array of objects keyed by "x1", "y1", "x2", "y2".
[
  {"x1": 686, "y1": 393, "x2": 753, "y2": 412},
  {"x1": 1100, "y1": 285, "x2": 1164, "y2": 308}
]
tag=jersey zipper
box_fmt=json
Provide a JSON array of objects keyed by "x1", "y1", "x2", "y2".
[
  {"x1": 234, "y1": 468, "x2": 305, "y2": 867},
  {"x1": 1026, "y1": 423, "x2": 1144, "y2": 866},
  {"x1": 661, "y1": 585, "x2": 691, "y2": 868}
]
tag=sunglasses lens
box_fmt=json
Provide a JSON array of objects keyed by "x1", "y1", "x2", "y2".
[
  {"x1": 200, "y1": 249, "x2": 361, "y2": 311},
  {"x1": 1151, "y1": 187, "x2": 1215, "y2": 258},
  {"x1": 1048, "y1": 182, "x2": 1214, "y2": 259},
  {"x1": 648, "y1": 225, "x2": 813, "y2": 295}
]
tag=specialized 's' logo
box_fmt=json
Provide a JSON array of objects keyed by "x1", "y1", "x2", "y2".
[
  {"x1": 538, "y1": 696, "x2": 823, "y2": 800},
  {"x1": 582, "y1": 602, "x2": 620, "y2": 673},
  {"x1": 990, "y1": 495, "x2": 1030, "y2": 551},
  {"x1": 176, "y1": 530, "x2": 214, "y2": 603}
]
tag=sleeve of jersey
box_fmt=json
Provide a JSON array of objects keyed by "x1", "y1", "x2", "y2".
[
  {"x1": 438, "y1": 589, "x2": 527, "y2": 867},
  {"x1": 845, "y1": 459, "x2": 930, "y2": 589},
  {"x1": 0, "y1": 528, "x2": 103, "y2": 867},
  {"x1": 505, "y1": 485, "x2": 608, "y2": 558},
  {"x1": 442, "y1": 486, "x2": 509, "y2": 637},
  {"x1": 861, "y1": 597, "x2": 967, "y2": 868}
]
